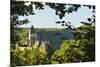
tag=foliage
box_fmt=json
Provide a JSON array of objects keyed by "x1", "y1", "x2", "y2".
[
  {"x1": 11, "y1": 28, "x2": 29, "y2": 46},
  {"x1": 51, "y1": 40, "x2": 83, "y2": 64},
  {"x1": 11, "y1": 0, "x2": 94, "y2": 28},
  {"x1": 74, "y1": 22, "x2": 95, "y2": 61},
  {"x1": 51, "y1": 22, "x2": 95, "y2": 64},
  {"x1": 10, "y1": 0, "x2": 44, "y2": 44},
  {"x1": 11, "y1": 47, "x2": 48, "y2": 66},
  {"x1": 46, "y1": 3, "x2": 81, "y2": 19}
]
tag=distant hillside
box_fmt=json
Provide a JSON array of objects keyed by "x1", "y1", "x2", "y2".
[{"x1": 35, "y1": 28, "x2": 74, "y2": 46}]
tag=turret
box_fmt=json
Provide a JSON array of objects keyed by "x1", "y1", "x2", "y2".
[{"x1": 28, "y1": 29, "x2": 31, "y2": 46}]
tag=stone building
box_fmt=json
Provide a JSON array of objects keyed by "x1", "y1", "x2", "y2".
[{"x1": 27, "y1": 28, "x2": 49, "y2": 53}]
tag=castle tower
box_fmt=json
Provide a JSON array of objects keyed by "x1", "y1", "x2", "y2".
[
  {"x1": 28, "y1": 26, "x2": 38, "y2": 47},
  {"x1": 28, "y1": 29, "x2": 31, "y2": 46},
  {"x1": 28, "y1": 29, "x2": 31, "y2": 40}
]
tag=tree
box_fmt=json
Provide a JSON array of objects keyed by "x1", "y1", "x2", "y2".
[
  {"x1": 11, "y1": 0, "x2": 91, "y2": 28},
  {"x1": 11, "y1": 0, "x2": 95, "y2": 29},
  {"x1": 11, "y1": 48, "x2": 48, "y2": 66},
  {"x1": 74, "y1": 22, "x2": 95, "y2": 61},
  {"x1": 10, "y1": 0, "x2": 44, "y2": 44},
  {"x1": 51, "y1": 21, "x2": 95, "y2": 63},
  {"x1": 51, "y1": 39, "x2": 85, "y2": 64}
]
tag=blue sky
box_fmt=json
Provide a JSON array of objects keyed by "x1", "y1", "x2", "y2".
[{"x1": 19, "y1": 4, "x2": 94, "y2": 28}]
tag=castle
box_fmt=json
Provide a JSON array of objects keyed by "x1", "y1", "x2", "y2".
[{"x1": 16, "y1": 27, "x2": 49, "y2": 53}]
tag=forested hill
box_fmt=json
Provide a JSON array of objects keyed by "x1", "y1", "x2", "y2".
[{"x1": 35, "y1": 28, "x2": 74, "y2": 48}]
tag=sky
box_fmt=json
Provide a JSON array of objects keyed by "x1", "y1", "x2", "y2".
[{"x1": 19, "y1": 3, "x2": 94, "y2": 28}]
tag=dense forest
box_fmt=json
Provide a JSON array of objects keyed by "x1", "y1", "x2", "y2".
[{"x1": 10, "y1": 0, "x2": 95, "y2": 66}]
